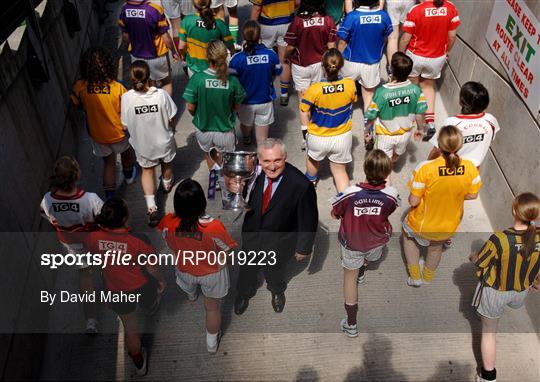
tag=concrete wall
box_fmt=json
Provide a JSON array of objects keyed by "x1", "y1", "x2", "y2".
[
  {"x1": 439, "y1": 0, "x2": 540, "y2": 228},
  {"x1": 0, "y1": 1, "x2": 100, "y2": 379}
]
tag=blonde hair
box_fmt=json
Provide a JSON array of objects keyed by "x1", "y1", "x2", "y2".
[
  {"x1": 207, "y1": 40, "x2": 229, "y2": 83},
  {"x1": 512, "y1": 192, "x2": 540, "y2": 259},
  {"x1": 437, "y1": 125, "x2": 463, "y2": 171}
]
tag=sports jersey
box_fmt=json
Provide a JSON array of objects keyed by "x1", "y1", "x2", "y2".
[
  {"x1": 402, "y1": 0, "x2": 460, "y2": 58},
  {"x1": 179, "y1": 14, "x2": 234, "y2": 74},
  {"x1": 158, "y1": 214, "x2": 238, "y2": 276},
  {"x1": 300, "y1": 78, "x2": 357, "y2": 137},
  {"x1": 229, "y1": 44, "x2": 282, "y2": 105},
  {"x1": 85, "y1": 229, "x2": 153, "y2": 292},
  {"x1": 250, "y1": 0, "x2": 296, "y2": 26},
  {"x1": 429, "y1": 113, "x2": 500, "y2": 167},
  {"x1": 326, "y1": 0, "x2": 344, "y2": 25},
  {"x1": 284, "y1": 13, "x2": 337, "y2": 66},
  {"x1": 476, "y1": 228, "x2": 540, "y2": 292},
  {"x1": 183, "y1": 69, "x2": 246, "y2": 132},
  {"x1": 332, "y1": 183, "x2": 400, "y2": 252},
  {"x1": 118, "y1": 1, "x2": 170, "y2": 59},
  {"x1": 71, "y1": 80, "x2": 127, "y2": 144},
  {"x1": 365, "y1": 80, "x2": 427, "y2": 136},
  {"x1": 121, "y1": 87, "x2": 177, "y2": 160},
  {"x1": 41, "y1": 189, "x2": 103, "y2": 245},
  {"x1": 407, "y1": 156, "x2": 482, "y2": 241},
  {"x1": 337, "y1": 7, "x2": 393, "y2": 64}
]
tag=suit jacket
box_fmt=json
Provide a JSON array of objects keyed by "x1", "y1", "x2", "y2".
[{"x1": 242, "y1": 163, "x2": 318, "y2": 259}]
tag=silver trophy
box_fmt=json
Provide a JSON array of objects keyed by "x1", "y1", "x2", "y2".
[{"x1": 221, "y1": 151, "x2": 258, "y2": 211}]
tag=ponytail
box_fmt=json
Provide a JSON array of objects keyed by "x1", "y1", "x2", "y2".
[
  {"x1": 512, "y1": 192, "x2": 540, "y2": 259},
  {"x1": 194, "y1": 0, "x2": 215, "y2": 30},
  {"x1": 207, "y1": 40, "x2": 229, "y2": 83},
  {"x1": 322, "y1": 48, "x2": 344, "y2": 82},
  {"x1": 129, "y1": 60, "x2": 150, "y2": 92},
  {"x1": 242, "y1": 20, "x2": 261, "y2": 56},
  {"x1": 437, "y1": 125, "x2": 463, "y2": 171}
]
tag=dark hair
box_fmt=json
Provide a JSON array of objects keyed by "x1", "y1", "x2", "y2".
[
  {"x1": 437, "y1": 125, "x2": 463, "y2": 171},
  {"x1": 364, "y1": 149, "x2": 392, "y2": 185},
  {"x1": 242, "y1": 20, "x2": 261, "y2": 56},
  {"x1": 95, "y1": 198, "x2": 129, "y2": 229},
  {"x1": 391, "y1": 52, "x2": 413, "y2": 82},
  {"x1": 129, "y1": 60, "x2": 150, "y2": 92},
  {"x1": 434, "y1": 0, "x2": 444, "y2": 7},
  {"x1": 459, "y1": 81, "x2": 490, "y2": 114},
  {"x1": 298, "y1": 0, "x2": 326, "y2": 18},
  {"x1": 322, "y1": 48, "x2": 344, "y2": 82},
  {"x1": 50, "y1": 156, "x2": 81, "y2": 192},
  {"x1": 512, "y1": 193, "x2": 540, "y2": 259},
  {"x1": 354, "y1": 0, "x2": 380, "y2": 8},
  {"x1": 80, "y1": 47, "x2": 116, "y2": 85},
  {"x1": 194, "y1": 0, "x2": 215, "y2": 30},
  {"x1": 174, "y1": 179, "x2": 207, "y2": 233}
]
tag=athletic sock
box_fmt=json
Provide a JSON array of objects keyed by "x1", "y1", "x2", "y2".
[
  {"x1": 129, "y1": 351, "x2": 144, "y2": 369},
  {"x1": 425, "y1": 112, "x2": 435, "y2": 124},
  {"x1": 407, "y1": 264, "x2": 421, "y2": 281},
  {"x1": 280, "y1": 81, "x2": 290, "y2": 97},
  {"x1": 344, "y1": 303, "x2": 358, "y2": 326},
  {"x1": 481, "y1": 367, "x2": 496, "y2": 381},
  {"x1": 162, "y1": 177, "x2": 173, "y2": 189},
  {"x1": 305, "y1": 171, "x2": 318, "y2": 182},
  {"x1": 144, "y1": 195, "x2": 157, "y2": 212},
  {"x1": 229, "y1": 25, "x2": 239, "y2": 43},
  {"x1": 422, "y1": 266, "x2": 436, "y2": 283}
]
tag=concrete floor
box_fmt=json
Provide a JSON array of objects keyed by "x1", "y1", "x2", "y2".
[{"x1": 39, "y1": 1, "x2": 539, "y2": 381}]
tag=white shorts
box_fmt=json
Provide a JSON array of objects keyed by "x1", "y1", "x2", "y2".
[
  {"x1": 402, "y1": 218, "x2": 431, "y2": 247},
  {"x1": 61, "y1": 243, "x2": 91, "y2": 269},
  {"x1": 375, "y1": 130, "x2": 412, "y2": 158},
  {"x1": 341, "y1": 60, "x2": 380, "y2": 88},
  {"x1": 135, "y1": 144, "x2": 176, "y2": 168},
  {"x1": 386, "y1": 0, "x2": 415, "y2": 26},
  {"x1": 176, "y1": 267, "x2": 230, "y2": 299},
  {"x1": 161, "y1": 0, "x2": 181, "y2": 18},
  {"x1": 130, "y1": 53, "x2": 171, "y2": 81},
  {"x1": 292, "y1": 62, "x2": 322, "y2": 92},
  {"x1": 211, "y1": 0, "x2": 238, "y2": 8},
  {"x1": 406, "y1": 50, "x2": 446, "y2": 80},
  {"x1": 261, "y1": 23, "x2": 289, "y2": 48},
  {"x1": 91, "y1": 137, "x2": 131, "y2": 158},
  {"x1": 341, "y1": 244, "x2": 384, "y2": 270},
  {"x1": 237, "y1": 102, "x2": 275, "y2": 126},
  {"x1": 473, "y1": 283, "x2": 529, "y2": 319},
  {"x1": 195, "y1": 129, "x2": 236, "y2": 153},
  {"x1": 306, "y1": 131, "x2": 353, "y2": 164}
]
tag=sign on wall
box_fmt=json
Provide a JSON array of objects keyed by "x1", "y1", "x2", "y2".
[{"x1": 485, "y1": 0, "x2": 539, "y2": 114}]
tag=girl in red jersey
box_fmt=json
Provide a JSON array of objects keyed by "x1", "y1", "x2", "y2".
[
  {"x1": 86, "y1": 198, "x2": 166, "y2": 376},
  {"x1": 158, "y1": 179, "x2": 237, "y2": 353},
  {"x1": 40, "y1": 156, "x2": 103, "y2": 334},
  {"x1": 399, "y1": 0, "x2": 460, "y2": 140}
]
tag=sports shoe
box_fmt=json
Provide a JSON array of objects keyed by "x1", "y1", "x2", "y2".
[
  {"x1": 124, "y1": 165, "x2": 138, "y2": 185},
  {"x1": 148, "y1": 210, "x2": 160, "y2": 228},
  {"x1": 134, "y1": 347, "x2": 148, "y2": 376},
  {"x1": 340, "y1": 318, "x2": 358, "y2": 338},
  {"x1": 300, "y1": 139, "x2": 306, "y2": 151},
  {"x1": 357, "y1": 262, "x2": 368, "y2": 285},
  {"x1": 85, "y1": 318, "x2": 98, "y2": 335},
  {"x1": 279, "y1": 95, "x2": 289, "y2": 106},
  {"x1": 407, "y1": 277, "x2": 423, "y2": 287},
  {"x1": 422, "y1": 122, "x2": 436, "y2": 142},
  {"x1": 206, "y1": 331, "x2": 221, "y2": 354},
  {"x1": 475, "y1": 374, "x2": 496, "y2": 382},
  {"x1": 443, "y1": 238, "x2": 453, "y2": 250}
]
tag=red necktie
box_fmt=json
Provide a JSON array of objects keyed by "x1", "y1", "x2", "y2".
[{"x1": 262, "y1": 177, "x2": 273, "y2": 213}]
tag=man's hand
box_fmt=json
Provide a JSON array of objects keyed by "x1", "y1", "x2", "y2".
[{"x1": 294, "y1": 253, "x2": 309, "y2": 261}]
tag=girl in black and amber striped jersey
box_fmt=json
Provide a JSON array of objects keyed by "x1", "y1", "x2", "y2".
[{"x1": 470, "y1": 192, "x2": 540, "y2": 382}]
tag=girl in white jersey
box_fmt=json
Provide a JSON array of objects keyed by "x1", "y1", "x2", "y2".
[
  {"x1": 428, "y1": 81, "x2": 500, "y2": 168},
  {"x1": 40, "y1": 157, "x2": 103, "y2": 334},
  {"x1": 121, "y1": 61, "x2": 178, "y2": 227}
]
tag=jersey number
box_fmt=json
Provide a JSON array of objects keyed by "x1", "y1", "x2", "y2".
[
  {"x1": 322, "y1": 84, "x2": 344, "y2": 94},
  {"x1": 388, "y1": 96, "x2": 411, "y2": 107}
]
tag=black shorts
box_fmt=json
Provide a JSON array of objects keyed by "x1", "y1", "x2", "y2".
[{"x1": 107, "y1": 279, "x2": 158, "y2": 315}]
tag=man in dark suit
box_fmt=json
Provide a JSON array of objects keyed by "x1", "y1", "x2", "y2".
[{"x1": 234, "y1": 138, "x2": 318, "y2": 314}]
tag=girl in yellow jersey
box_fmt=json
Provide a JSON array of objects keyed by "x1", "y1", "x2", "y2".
[
  {"x1": 402, "y1": 125, "x2": 481, "y2": 286},
  {"x1": 470, "y1": 193, "x2": 540, "y2": 382},
  {"x1": 300, "y1": 49, "x2": 357, "y2": 193}
]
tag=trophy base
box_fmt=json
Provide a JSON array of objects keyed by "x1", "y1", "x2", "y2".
[{"x1": 222, "y1": 193, "x2": 249, "y2": 211}]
